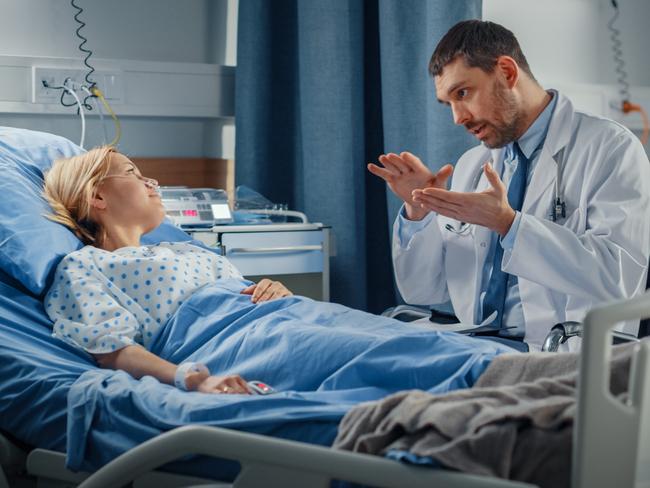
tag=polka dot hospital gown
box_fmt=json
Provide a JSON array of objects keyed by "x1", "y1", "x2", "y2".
[{"x1": 44, "y1": 242, "x2": 244, "y2": 354}]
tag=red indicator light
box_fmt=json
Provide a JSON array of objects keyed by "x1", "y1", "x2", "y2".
[{"x1": 182, "y1": 209, "x2": 198, "y2": 217}]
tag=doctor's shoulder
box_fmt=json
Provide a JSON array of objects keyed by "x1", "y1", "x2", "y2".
[
  {"x1": 574, "y1": 109, "x2": 649, "y2": 175},
  {"x1": 572, "y1": 108, "x2": 645, "y2": 154},
  {"x1": 568, "y1": 109, "x2": 650, "y2": 191}
]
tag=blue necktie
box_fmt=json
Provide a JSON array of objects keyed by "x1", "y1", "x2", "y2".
[{"x1": 481, "y1": 143, "x2": 529, "y2": 329}]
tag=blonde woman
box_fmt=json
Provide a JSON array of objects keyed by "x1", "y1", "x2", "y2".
[
  {"x1": 43, "y1": 147, "x2": 292, "y2": 395},
  {"x1": 43, "y1": 146, "x2": 513, "y2": 402}
]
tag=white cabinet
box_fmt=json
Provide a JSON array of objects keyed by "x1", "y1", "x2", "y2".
[{"x1": 190, "y1": 223, "x2": 331, "y2": 301}]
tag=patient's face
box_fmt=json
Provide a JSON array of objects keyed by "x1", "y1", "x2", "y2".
[{"x1": 96, "y1": 153, "x2": 165, "y2": 233}]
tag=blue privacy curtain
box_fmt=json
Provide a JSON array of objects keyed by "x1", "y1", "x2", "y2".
[{"x1": 235, "y1": 0, "x2": 479, "y2": 312}]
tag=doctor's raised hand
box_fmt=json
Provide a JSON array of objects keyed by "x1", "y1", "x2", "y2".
[
  {"x1": 368, "y1": 151, "x2": 453, "y2": 221},
  {"x1": 413, "y1": 162, "x2": 516, "y2": 237}
]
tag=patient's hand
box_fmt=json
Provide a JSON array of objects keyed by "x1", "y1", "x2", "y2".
[
  {"x1": 188, "y1": 372, "x2": 252, "y2": 394},
  {"x1": 240, "y1": 279, "x2": 293, "y2": 303}
]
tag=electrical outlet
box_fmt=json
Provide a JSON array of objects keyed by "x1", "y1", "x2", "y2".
[
  {"x1": 33, "y1": 67, "x2": 82, "y2": 104},
  {"x1": 32, "y1": 67, "x2": 123, "y2": 105}
]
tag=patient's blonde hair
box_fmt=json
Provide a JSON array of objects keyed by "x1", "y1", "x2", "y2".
[{"x1": 43, "y1": 146, "x2": 115, "y2": 245}]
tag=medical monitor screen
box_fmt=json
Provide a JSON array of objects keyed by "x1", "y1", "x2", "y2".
[{"x1": 211, "y1": 203, "x2": 233, "y2": 223}]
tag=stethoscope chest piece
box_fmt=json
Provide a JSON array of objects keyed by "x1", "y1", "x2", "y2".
[{"x1": 445, "y1": 222, "x2": 472, "y2": 235}]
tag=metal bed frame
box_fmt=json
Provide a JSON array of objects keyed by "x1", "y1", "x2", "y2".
[{"x1": 2, "y1": 292, "x2": 649, "y2": 488}]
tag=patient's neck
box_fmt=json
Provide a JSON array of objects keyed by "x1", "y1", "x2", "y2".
[{"x1": 97, "y1": 226, "x2": 143, "y2": 252}]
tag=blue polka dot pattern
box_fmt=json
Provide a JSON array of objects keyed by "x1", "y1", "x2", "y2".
[{"x1": 44, "y1": 242, "x2": 243, "y2": 355}]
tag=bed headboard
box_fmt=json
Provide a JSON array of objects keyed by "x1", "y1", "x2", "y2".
[{"x1": 131, "y1": 157, "x2": 235, "y2": 202}]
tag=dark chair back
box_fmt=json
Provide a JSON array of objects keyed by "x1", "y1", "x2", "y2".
[
  {"x1": 640, "y1": 269, "x2": 650, "y2": 338},
  {"x1": 640, "y1": 317, "x2": 649, "y2": 338}
]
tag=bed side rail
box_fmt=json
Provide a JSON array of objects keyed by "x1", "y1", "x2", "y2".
[
  {"x1": 77, "y1": 424, "x2": 533, "y2": 488},
  {"x1": 0, "y1": 431, "x2": 27, "y2": 488},
  {"x1": 573, "y1": 291, "x2": 650, "y2": 488}
]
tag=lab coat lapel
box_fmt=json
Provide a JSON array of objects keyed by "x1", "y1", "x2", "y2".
[
  {"x1": 521, "y1": 146, "x2": 556, "y2": 214},
  {"x1": 476, "y1": 146, "x2": 505, "y2": 192},
  {"x1": 474, "y1": 148, "x2": 504, "y2": 251},
  {"x1": 470, "y1": 147, "x2": 505, "y2": 315},
  {"x1": 474, "y1": 147, "x2": 505, "y2": 255},
  {"x1": 521, "y1": 91, "x2": 574, "y2": 215}
]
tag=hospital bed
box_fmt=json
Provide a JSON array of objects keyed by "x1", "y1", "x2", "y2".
[
  {"x1": 0, "y1": 126, "x2": 648, "y2": 487},
  {"x1": 2, "y1": 290, "x2": 648, "y2": 488}
]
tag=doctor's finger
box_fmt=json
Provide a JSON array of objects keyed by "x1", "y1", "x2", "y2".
[
  {"x1": 413, "y1": 190, "x2": 462, "y2": 208},
  {"x1": 483, "y1": 162, "x2": 505, "y2": 192},
  {"x1": 414, "y1": 190, "x2": 464, "y2": 208},
  {"x1": 400, "y1": 151, "x2": 428, "y2": 171},
  {"x1": 420, "y1": 201, "x2": 463, "y2": 220},
  {"x1": 376, "y1": 156, "x2": 402, "y2": 177},
  {"x1": 418, "y1": 188, "x2": 470, "y2": 206},
  {"x1": 379, "y1": 154, "x2": 405, "y2": 175},
  {"x1": 419, "y1": 200, "x2": 462, "y2": 220},
  {"x1": 435, "y1": 164, "x2": 454, "y2": 182},
  {"x1": 416, "y1": 196, "x2": 469, "y2": 220},
  {"x1": 385, "y1": 153, "x2": 410, "y2": 174},
  {"x1": 367, "y1": 163, "x2": 395, "y2": 181}
]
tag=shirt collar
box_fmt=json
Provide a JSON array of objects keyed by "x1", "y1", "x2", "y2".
[{"x1": 515, "y1": 91, "x2": 557, "y2": 159}]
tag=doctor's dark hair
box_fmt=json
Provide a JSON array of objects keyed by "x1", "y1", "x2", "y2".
[{"x1": 429, "y1": 20, "x2": 536, "y2": 81}]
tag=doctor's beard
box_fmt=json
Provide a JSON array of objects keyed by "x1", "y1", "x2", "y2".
[{"x1": 475, "y1": 79, "x2": 526, "y2": 149}]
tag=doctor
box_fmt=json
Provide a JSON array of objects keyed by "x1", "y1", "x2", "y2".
[{"x1": 369, "y1": 20, "x2": 650, "y2": 350}]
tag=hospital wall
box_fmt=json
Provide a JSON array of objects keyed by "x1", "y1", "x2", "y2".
[
  {"x1": 0, "y1": 0, "x2": 237, "y2": 158},
  {"x1": 1, "y1": 0, "x2": 649, "y2": 158},
  {"x1": 484, "y1": 0, "x2": 650, "y2": 153}
]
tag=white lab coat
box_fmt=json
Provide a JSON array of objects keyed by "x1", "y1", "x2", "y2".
[{"x1": 393, "y1": 91, "x2": 650, "y2": 350}]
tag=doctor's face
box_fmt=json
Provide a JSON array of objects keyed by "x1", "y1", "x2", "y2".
[{"x1": 435, "y1": 57, "x2": 524, "y2": 148}]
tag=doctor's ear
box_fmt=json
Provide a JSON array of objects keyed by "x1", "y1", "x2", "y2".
[{"x1": 494, "y1": 56, "x2": 519, "y2": 89}]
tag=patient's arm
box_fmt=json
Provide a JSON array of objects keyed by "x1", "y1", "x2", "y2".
[
  {"x1": 94, "y1": 345, "x2": 251, "y2": 394},
  {"x1": 94, "y1": 345, "x2": 177, "y2": 383}
]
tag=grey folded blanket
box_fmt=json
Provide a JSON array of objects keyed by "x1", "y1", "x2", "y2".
[{"x1": 333, "y1": 343, "x2": 636, "y2": 488}]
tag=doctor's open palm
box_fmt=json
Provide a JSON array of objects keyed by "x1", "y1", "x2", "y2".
[{"x1": 368, "y1": 151, "x2": 453, "y2": 221}]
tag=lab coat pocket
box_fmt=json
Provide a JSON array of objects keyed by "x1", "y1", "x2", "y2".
[
  {"x1": 441, "y1": 217, "x2": 475, "y2": 250},
  {"x1": 555, "y1": 205, "x2": 585, "y2": 233}
]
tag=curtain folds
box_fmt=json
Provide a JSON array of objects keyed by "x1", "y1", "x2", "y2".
[{"x1": 235, "y1": 0, "x2": 480, "y2": 312}]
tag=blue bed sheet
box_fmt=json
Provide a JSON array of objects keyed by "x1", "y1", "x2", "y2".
[
  {"x1": 0, "y1": 275, "x2": 514, "y2": 481},
  {"x1": 0, "y1": 275, "x2": 94, "y2": 453}
]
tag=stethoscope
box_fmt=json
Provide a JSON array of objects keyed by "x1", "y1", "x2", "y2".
[{"x1": 445, "y1": 147, "x2": 567, "y2": 235}]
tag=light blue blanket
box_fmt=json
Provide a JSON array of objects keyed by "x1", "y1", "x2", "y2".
[{"x1": 66, "y1": 278, "x2": 513, "y2": 477}]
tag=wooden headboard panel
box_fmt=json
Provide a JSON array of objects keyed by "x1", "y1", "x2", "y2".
[{"x1": 131, "y1": 157, "x2": 235, "y2": 200}]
